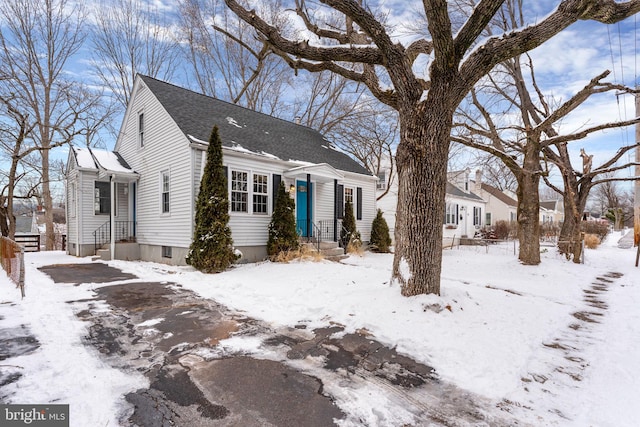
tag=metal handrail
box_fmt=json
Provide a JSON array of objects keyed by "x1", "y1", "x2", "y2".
[{"x1": 93, "y1": 220, "x2": 137, "y2": 254}]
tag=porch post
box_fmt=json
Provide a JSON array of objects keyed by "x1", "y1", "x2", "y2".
[
  {"x1": 333, "y1": 179, "x2": 338, "y2": 242},
  {"x1": 306, "y1": 173, "x2": 311, "y2": 236},
  {"x1": 110, "y1": 175, "x2": 116, "y2": 260}
]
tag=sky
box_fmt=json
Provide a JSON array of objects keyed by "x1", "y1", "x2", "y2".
[
  {"x1": 100, "y1": 1, "x2": 640, "y2": 181},
  {"x1": 1, "y1": 230, "x2": 638, "y2": 425},
  {"x1": 2, "y1": 0, "x2": 639, "y2": 199}
]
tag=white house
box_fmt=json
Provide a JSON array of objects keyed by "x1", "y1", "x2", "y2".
[
  {"x1": 540, "y1": 200, "x2": 564, "y2": 224},
  {"x1": 471, "y1": 170, "x2": 518, "y2": 226},
  {"x1": 376, "y1": 163, "x2": 487, "y2": 244},
  {"x1": 65, "y1": 75, "x2": 377, "y2": 264}
]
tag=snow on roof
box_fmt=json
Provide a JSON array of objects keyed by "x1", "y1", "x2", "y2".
[
  {"x1": 74, "y1": 147, "x2": 97, "y2": 169},
  {"x1": 92, "y1": 150, "x2": 133, "y2": 174},
  {"x1": 72, "y1": 146, "x2": 134, "y2": 174}
]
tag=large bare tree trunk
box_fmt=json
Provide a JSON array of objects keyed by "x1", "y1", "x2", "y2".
[
  {"x1": 41, "y1": 148, "x2": 55, "y2": 250},
  {"x1": 393, "y1": 101, "x2": 451, "y2": 296},
  {"x1": 516, "y1": 141, "x2": 541, "y2": 265}
]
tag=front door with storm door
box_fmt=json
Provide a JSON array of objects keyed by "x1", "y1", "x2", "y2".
[{"x1": 296, "y1": 180, "x2": 313, "y2": 237}]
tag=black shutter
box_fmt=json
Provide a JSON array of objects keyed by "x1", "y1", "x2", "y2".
[
  {"x1": 272, "y1": 174, "x2": 281, "y2": 210},
  {"x1": 356, "y1": 187, "x2": 362, "y2": 220},
  {"x1": 336, "y1": 184, "x2": 344, "y2": 219}
]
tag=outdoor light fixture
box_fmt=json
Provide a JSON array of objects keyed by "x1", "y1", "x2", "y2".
[{"x1": 289, "y1": 184, "x2": 296, "y2": 195}]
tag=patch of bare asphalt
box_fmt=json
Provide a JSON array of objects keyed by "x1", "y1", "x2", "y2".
[
  {"x1": 55, "y1": 263, "x2": 521, "y2": 426},
  {"x1": 501, "y1": 271, "x2": 624, "y2": 422},
  {"x1": 0, "y1": 310, "x2": 40, "y2": 402},
  {"x1": 39, "y1": 263, "x2": 137, "y2": 285}
]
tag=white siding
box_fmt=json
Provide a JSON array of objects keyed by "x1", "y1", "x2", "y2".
[
  {"x1": 115, "y1": 80, "x2": 194, "y2": 249},
  {"x1": 224, "y1": 152, "x2": 283, "y2": 247},
  {"x1": 442, "y1": 195, "x2": 486, "y2": 240},
  {"x1": 65, "y1": 168, "x2": 78, "y2": 252},
  {"x1": 111, "y1": 78, "x2": 377, "y2": 259},
  {"x1": 340, "y1": 173, "x2": 376, "y2": 242}
]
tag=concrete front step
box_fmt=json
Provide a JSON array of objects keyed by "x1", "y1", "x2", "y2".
[
  {"x1": 301, "y1": 241, "x2": 346, "y2": 261},
  {"x1": 95, "y1": 248, "x2": 111, "y2": 261}
]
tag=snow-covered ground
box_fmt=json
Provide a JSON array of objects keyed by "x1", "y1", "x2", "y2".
[{"x1": 1, "y1": 231, "x2": 638, "y2": 426}]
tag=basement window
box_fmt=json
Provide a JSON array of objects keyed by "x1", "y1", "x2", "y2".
[{"x1": 161, "y1": 246, "x2": 172, "y2": 258}]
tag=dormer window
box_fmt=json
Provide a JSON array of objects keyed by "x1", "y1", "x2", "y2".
[{"x1": 138, "y1": 112, "x2": 145, "y2": 147}]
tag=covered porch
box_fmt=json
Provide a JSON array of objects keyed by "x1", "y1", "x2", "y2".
[{"x1": 284, "y1": 163, "x2": 345, "y2": 244}]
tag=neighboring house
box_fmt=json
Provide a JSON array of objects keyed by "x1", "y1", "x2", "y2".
[
  {"x1": 540, "y1": 200, "x2": 564, "y2": 224},
  {"x1": 471, "y1": 170, "x2": 518, "y2": 226},
  {"x1": 444, "y1": 170, "x2": 487, "y2": 241},
  {"x1": 375, "y1": 163, "x2": 486, "y2": 243},
  {"x1": 66, "y1": 75, "x2": 377, "y2": 264}
]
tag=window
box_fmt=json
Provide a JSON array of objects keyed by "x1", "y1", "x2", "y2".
[
  {"x1": 445, "y1": 202, "x2": 458, "y2": 225},
  {"x1": 94, "y1": 181, "x2": 110, "y2": 215},
  {"x1": 138, "y1": 112, "x2": 145, "y2": 147},
  {"x1": 69, "y1": 183, "x2": 76, "y2": 218},
  {"x1": 162, "y1": 246, "x2": 172, "y2": 258},
  {"x1": 344, "y1": 187, "x2": 354, "y2": 206},
  {"x1": 161, "y1": 171, "x2": 170, "y2": 213},
  {"x1": 510, "y1": 212, "x2": 517, "y2": 222},
  {"x1": 473, "y1": 206, "x2": 482, "y2": 226},
  {"x1": 376, "y1": 172, "x2": 386, "y2": 190},
  {"x1": 231, "y1": 170, "x2": 248, "y2": 212},
  {"x1": 252, "y1": 173, "x2": 268, "y2": 214},
  {"x1": 485, "y1": 212, "x2": 492, "y2": 226}
]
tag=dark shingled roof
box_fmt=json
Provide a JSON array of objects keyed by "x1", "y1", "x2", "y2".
[
  {"x1": 446, "y1": 183, "x2": 484, "y2": 201},
  {"x1": 139, "y1": 75, "x2": 372, "y2": 176},
  {"x1": 540, "y1": 200, "x2": 559, "y2": 211}
]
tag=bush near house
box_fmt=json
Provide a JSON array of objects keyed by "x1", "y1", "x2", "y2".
[
  {"x1": 341, "y1": 201, "x2": 361, "y2": 253},
  {"x1": 582, "y1": 221, "x2": 609, "y2": 243},
  {"x1": 186, "y1": 126, "x2": 238, "y2": 273},
  {"x1": 584, "y1": 234, "x2": 601, "y2": 249},
  {"x1": 370, "y1": 209, "x2": 391, "y2": 253},
  {"x1": 267, "y1": 181, "x2": 299, "y2": 260}
]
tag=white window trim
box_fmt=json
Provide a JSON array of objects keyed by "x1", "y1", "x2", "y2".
[
  {"x1": 94, "y1": 180, "x2": 113, "y2": 216},
  {"x1": 160, "y1": 170, "x2": 170, "y2": 215},
  {"x1": 138, "y1": 111, "x2": 145, "y2": 148},
  {"x1": 445, "y1": 202, "x2": 459, "y2": 225},
  {"x1": 344, "y1": 186, "x2": 354, "y2": 209},
  {"x1": 69, "y1": 182, "x2": 76, "y2": 218},
  {"x1": 473, "y1": 206, "x2": 482, "y2": 226},
  {"x1": 229, "y1": 168, "x2": 271, "y2": 216},
  {"x1": 252, "y1": 172, "x2": 269, "y2": 215}
]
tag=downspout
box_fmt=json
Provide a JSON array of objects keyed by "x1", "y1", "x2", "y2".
[
  {"x1": 110, "y1": 175, "x2": 116, "y2": 260},
  {"x1": 76, "y1": 172, "x2": 81, "y2": 256}
]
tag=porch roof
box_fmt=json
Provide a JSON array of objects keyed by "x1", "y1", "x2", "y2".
[
  {"x1": 72, "y1": 146, "x2": 139, "y2": 182},
  {"x1": 283, "y1": 163, "x2": 344, "y2": 183}
]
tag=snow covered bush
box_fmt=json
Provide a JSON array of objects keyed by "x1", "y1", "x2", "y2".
[
  {"x1": 186, "y1": 126, "x2": 238, "y2": 273},
  {"x1": 370, "y1": 209, "x2": 391, "y2": 253},
  {"x1": 267, "y1": 181, "x2": 299, "y2": 260}
]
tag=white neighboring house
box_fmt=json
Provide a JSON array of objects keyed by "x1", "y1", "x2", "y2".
[
  {"x1": 471, "y1": 170, "x2": 518, "y2": 227},
  {"x1": 375, "y1": 163, "x2": 486, "y2": 244},
  {"x1": 65, "y1": 75, "x2": 377, "y2": 264},
  {"x1": 540, "y1": 200, "x2": 564, "y2": 224}
]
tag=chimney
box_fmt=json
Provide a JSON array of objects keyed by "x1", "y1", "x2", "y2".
[
  {"x1": 294, "y1": 116, "x2": 301, "y2": 124},
  {"x1": 474, "y1": 169, "x2": 483, "y2": 194}
]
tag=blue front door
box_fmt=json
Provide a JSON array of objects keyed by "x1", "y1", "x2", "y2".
[{"x1": 296, "y1": 180, "x2": 313, "y2": 237}]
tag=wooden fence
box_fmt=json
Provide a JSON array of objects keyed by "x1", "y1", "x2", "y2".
[{"x1": 0, "y1": 236, "x2": 25, "y2": 298}]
